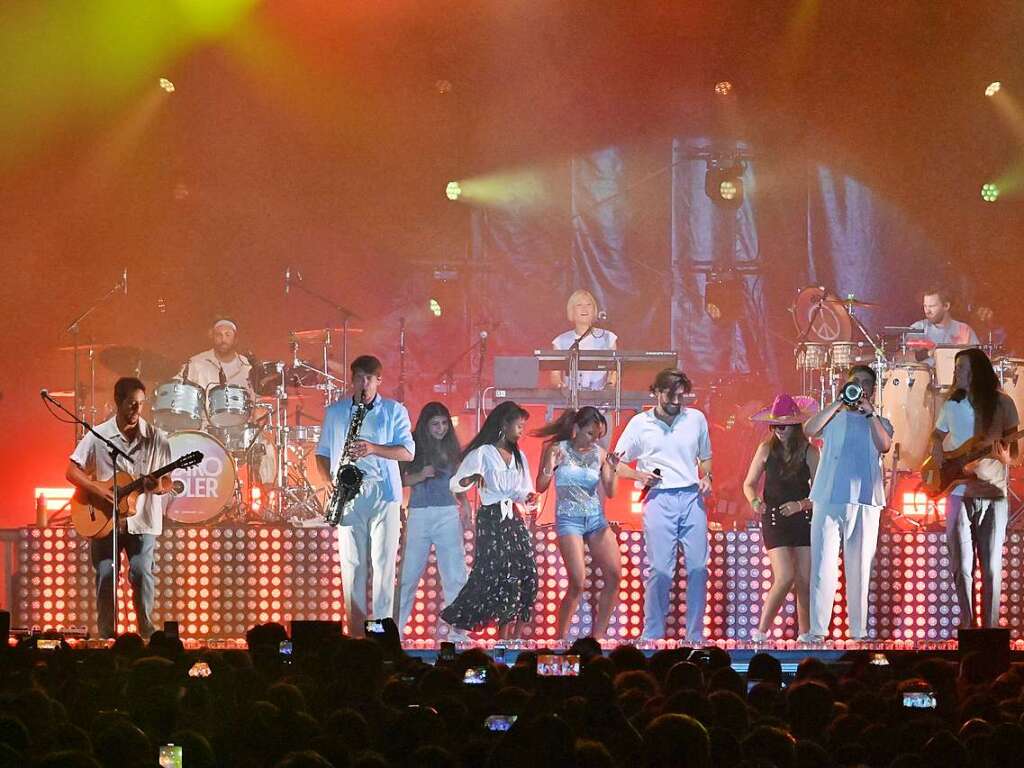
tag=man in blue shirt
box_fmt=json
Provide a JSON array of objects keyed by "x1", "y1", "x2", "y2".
[{"x1": 316, "y1": 355, "x2": 415, "y2": 636}]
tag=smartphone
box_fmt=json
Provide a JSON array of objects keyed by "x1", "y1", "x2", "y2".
[
  {"x1": 537, "y1": 654, "x2": 580, "y2": 677},
  {"x1": 463, "y1": 666, "x2": 489, "y2": 685},
  {"x1": 902, "y1": 691, "x2": 937, "y2": 709},
  {"x1": 869, "y1": 653, "x2": 889, "y2": 666},
  {"x1": 159, "y1": 744, "x2": 183, "y2": 768},
  {"x1": 484, "y1": 714, "x2": 517, "y2": 732},
  {"x1": 493, "y1": 644, "x2": 507, "y2": 665},
  {"x1": 36, "y1": 638, "x2": 60, "y2": 651},
  {"x1": 364, "y1": 620, "x2": 386, "y2": 636},
  {"x1": 279, "y1": 640, "x2": 293, "y2": 663},
  {"x1": 164, "y1": 621, "x2": 179, "y2": 641},
  {"x1": 188, "y1": 661, "x2": 212, "y2": 678},
  {"x1": 688, "y1": 649, "x2": 711, "y2": 666},
  {"x1": 438, "y1": 641, "x2": 456, "y2": 664}
]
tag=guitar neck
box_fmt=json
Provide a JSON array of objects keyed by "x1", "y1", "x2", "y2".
[
  {"x1": 960, "y1": 427, "x2": 1024, "y2": 465},
  {"x1": 115, "y1": 455, "x2": 193, "y2": 497}
]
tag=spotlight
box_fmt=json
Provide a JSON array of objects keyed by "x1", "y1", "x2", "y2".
[
  {"x1": 705, "y1": 158, "x2": 745, "y2": 207},
  {"x1": 985, "y1": 81, "x2": 1001, "y2": 97},
  {"x1": 159, "y1": 78, "x2": 175, "y2": 93},
  {"x1": 435, "y1": 79, "x2": 453, "y2": 95},
  {"x1": 429, "y1": 298, "x2": 442, "y2": 317},
  {"x1": 445, "y1": 181, "x2": 461, "y2": 201},
  {"x1": 714, "y1": 81, "x2": 733, "y2": 96},
  {"x1": 981, "y1": 183, "x2": 1000, "y2": 202}
]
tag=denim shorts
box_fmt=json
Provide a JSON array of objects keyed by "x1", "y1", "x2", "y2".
[{"x1": 555, "y1": 511, "x2": 608, "y2": 538}]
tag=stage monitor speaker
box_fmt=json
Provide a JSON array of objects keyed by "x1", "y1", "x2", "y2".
[
  {"x1": 957, "y1": 627, "x2": 1009, "y2": 679},
  {"x1": 290, "y1": 620, "x2": 343, "y2": 654},
  {"x1": 0, "y1": 611, "x2": 8, "y2": 647}
]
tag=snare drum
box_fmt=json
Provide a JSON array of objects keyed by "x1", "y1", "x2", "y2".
[
  {"x1": 166, "y1": 431, "x2": 237, "y2": 525},
  {"x1": 290, "y1": 425, "x2": 322, "y2": 445},
  {"x1": 797, "y1": 343, "x2": 827, "y2": 371},
  {"x1": 880, "y1": 364, "x2": 935, "y2": 472},
  {"x1": 207, "y1": 384, "x2": 252, "y2": 427},
  {"x1": 152, "y1": 381, "x2": 205, "y2": 431}
]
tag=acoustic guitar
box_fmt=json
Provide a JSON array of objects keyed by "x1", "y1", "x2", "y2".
[
  {"x1": 920, "y1": 429, "x2": 1024, "y2": 498},
  {"x1": 70, "y1": 451, "x2": 202, "y2": 539}
]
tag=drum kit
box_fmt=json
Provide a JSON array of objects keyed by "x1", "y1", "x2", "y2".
[
  {"x1": 792, "y1": 285, "x2": 1015, "y2": 484},
  {"x1": 63, "y1": 328, "x2": 360, "y2": 527}
]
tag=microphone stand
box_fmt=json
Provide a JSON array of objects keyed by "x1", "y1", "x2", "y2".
[
  {"x1": 433, "y1": 332, "x2": 491, "y2": 428},
  {"x1": 63, "y1": 274, "x2": 127, "y2": 445},
  {"x1": 42, "y1": 392, "x2": 132, "y2": 638},
  {"x1": 286, "y1": 278, "x2": 360, "y2": 397},
  {"x1": 566, "y1": 326, "x2": 594, "y2": 411}
]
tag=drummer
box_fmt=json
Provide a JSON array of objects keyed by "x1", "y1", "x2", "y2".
[
  {"x1": 910, "y1": 288, "x2": 980, "y2": 349},
  {"x1": 184, "y1": 317, "x2": 254, "y2": 394}
]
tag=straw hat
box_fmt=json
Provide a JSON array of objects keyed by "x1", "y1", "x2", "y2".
[{"x1": 749, "y1": 394, "x2": 818, "y2": 425}]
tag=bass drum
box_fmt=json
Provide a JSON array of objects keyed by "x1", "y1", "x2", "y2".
[
  {"x1": 166, "y1": 431, "x2": 237, "y2": 525},
  {"x1": 880, "y1": 364, "x2": 935, "y2": 472}
]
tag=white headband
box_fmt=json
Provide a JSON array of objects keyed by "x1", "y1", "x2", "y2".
[{"x1": 213, "y1": 319, "x2": 237, "y2": 332}]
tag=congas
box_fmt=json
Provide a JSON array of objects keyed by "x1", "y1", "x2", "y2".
[
  {"x1": 830, "y1": 342, "x2": 855, "y2": 369},
  {"x1": 797, "y1": 343, "x2": 827, "y2": 371},
  {"x1": 152, "y1": 381, "x2": 205, "y2": 431},
  {"x1": 289, "y1": 425, "x2": 322, "y2": 445},
  {"x1": 166, "y1": 431, "x2": 237, "y2": 525},
  {"x1": 880, "y1": 364, "x2": 935, "y2": 472},
  {"x1": 206, "y1": 384, "x2": 252, "y2": 428},
  {"x1": 934, "y1": 345, "x2": 975, "y2": 389}
]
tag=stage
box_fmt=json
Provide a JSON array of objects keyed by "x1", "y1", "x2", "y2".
[{"x1": 13, "y1": 523, "x2": 1024, "y2": 644}]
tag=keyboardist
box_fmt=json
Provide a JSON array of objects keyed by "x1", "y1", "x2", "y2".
[{"x1": 551, "y1": 289, "x2": 618, "y2": 390}]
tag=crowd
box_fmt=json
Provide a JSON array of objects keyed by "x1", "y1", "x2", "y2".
[{"x1": 0, "y1": 623, "x2": 1023, "y2": 768}]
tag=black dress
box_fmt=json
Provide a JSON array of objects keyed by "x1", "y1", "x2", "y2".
[
  {"x1": 440, "y1": 502, "x2": 538, "y2": 630},
  {"x1": 761, "y1": 449, "x2": 812, "y2": 550}
]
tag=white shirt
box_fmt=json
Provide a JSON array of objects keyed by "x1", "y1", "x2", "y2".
[
  {"x1": 450, "y1": 445, "x2": 534, "y2": 518},
  {"x1": 184, "y1": 349, "x2": 252, "y2": 393},
  {"x1": 614, "y1": 407, "x2": 712, "y2": 489},
  {"x1": 935, "y1": 393, "x2": 1018, "y2": 497},
  {"x1": 809, "y1": 410, "x2": 893, "y2": 507},
  {"x1": 69, "y1": 417, "x2": 172, "y2": 535},
  {"x1": 552, "y1": 328, "x2": 618, "y2": 390}
]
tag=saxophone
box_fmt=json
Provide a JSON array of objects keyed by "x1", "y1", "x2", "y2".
[{"x1": 324, "y1": 394, "x2": 369, "y2": 525}]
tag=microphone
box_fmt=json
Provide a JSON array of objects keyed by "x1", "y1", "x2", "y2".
[
  {"x1": 285, "y1": 267, "x2": 291, "y2": 295},
  {"x1": 638, "y1": 468, "x2": 662, "y2": 503},
  {"x1": 122, "y1": 268, "x2": 128, "y2": 296},
  {"x1": 597, "y1": 309, "x2": 608, "y2": 321},
  {"x1": 479, "y1": 330, "x2": 488, "y2": 358}
]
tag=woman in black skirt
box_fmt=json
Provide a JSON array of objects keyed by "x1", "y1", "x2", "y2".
[
  {"x1": 742, "y1": 394, "x2": 819, "y2": 642},
  {"x1": 441, "y1": 401, "x2": 538, "y2": 640}
]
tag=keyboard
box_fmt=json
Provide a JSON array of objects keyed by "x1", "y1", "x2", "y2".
[{"x1": 532, "y1": 349, "x2": 677, "y2": 372}]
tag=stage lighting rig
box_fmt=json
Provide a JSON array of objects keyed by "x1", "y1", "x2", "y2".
[
  {"x1": 445, "y1": 181, "x2": 462, "y2": 201},
  {"x1": 985, "y1": 81, "x2": 1001, "y2": 97},
  {"x1": 705, "y1": 157, "x2": 746, "y2": 207},
  {"x1": 159, "y1": 78, "x2": 175, "y2": 93},
  {"x1": 981, "y1": 183, "x2": 1000, "y2": 202}
]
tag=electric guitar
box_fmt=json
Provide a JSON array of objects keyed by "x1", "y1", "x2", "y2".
[
  {"x1": 70, "y1": 451, "x2": 202, "y2": 539},
  {"x1": 920, "y1": 429, "x2": 1024, "y2": 498}
]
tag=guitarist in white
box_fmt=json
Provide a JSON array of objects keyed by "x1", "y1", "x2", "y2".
[
  {"x1": 66, "y1": 377, "x2": 172, "y2": 639},
  {"x1": 930, "y1": 348, "x2": 1020, "y2": 629}
]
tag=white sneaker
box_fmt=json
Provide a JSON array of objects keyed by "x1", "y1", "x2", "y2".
[
  {"x1": 797, "y1": 633, "x2": 825, "y2": 644},
  {"x1": 749, "y1": 629, "x2": 769, "y2": 643}
]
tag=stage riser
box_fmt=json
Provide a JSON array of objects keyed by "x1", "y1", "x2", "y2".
[{"x1": 14, "y1": 526, "x2": 1024, "y2": 640}]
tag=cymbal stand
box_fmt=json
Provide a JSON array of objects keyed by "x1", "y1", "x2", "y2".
[{"x1": 287, "y1": 279, "x2": 359, "y2": 398}]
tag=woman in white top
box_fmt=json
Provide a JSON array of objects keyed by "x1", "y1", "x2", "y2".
[
  {"x1": 551, "y1": 289, "x2": 618, "y2": 391},
  {"x1": 441, "y1": 401, "x2": 538, "y2": 640}
]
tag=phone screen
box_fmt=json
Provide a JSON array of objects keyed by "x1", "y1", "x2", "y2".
[
  {"x1": 364, "y1": 620, "x2": 386, "y2": 636},
  {"x1": 36, "y1": 638, "x2": 60, "y2": 651},
  {"x1": 902, "y1": 691, "x2": 937, "y2": 709},
  {"x1": 159, "y1": 744, "x2": 183, "y2": 768},
  {"x1": 438, "y1": 642, "x2": 456, "y2": 664},
  {"x1": 537, "y1": 654, "x2": 580, "y2": 677},
  {"x1": 493, "y1": 644, "x2": 507, "y2": 664},
  {"x1": 188, "y1": 661, "x2": 212, "y2": 678},
  {"x1": 484, "y1": 714, "x2": 517, "y2": 732},
  {"x1": 463, "y1": 666, "x2": 488, "y2": 685}
]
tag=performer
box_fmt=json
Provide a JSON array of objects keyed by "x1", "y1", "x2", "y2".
[
  {"x1": 441, "y1": 401, "x2": 538, "y2": 640},
  {"x1": 534, "y1": 407, "x2": 621, "y2": 640},
  {"x1": 397, "y1": 402, "x2": 470, "y2": 638},
  {"x1": 315, "y1": 355, "x2": 414, "y2": 637},
  {"x1": 930, "y1": 348, "x2": 1019, "y2": 628},
  {"x1": 551, "y1": 289, "x2": 618, "y2": 390},
  {"x1": 801, "y1": 365, "x2": 893, "y2": 642},
  {"x1": 910, "y1": 288, "x2": 980, "y2": 347},
  {"x1": 613, "y1": 368, "x2": 712, "y2": 643},
  {"x1": 65, "y1": 377, "x2": 172, "y2": 639},
  {"x1": 183, "y1": 316, "x2": 253, "y2": 393},
  {"x1": 742, "y1": 395, "x2": 819, "y2": 642}
]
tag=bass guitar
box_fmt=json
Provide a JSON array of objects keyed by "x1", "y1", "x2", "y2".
[
  {"x1": 70, "y1": 451, "x2": 202, "y2": 539},
  {"x1": 920, "y1": 429, "x2": 1024, "y2": 498}
]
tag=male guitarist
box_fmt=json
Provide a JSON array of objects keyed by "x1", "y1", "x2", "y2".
[
  {"x1": 66, "y1": 377, "x2": 172, "y2": 639},
  {"x1": 930, "y1": 348, "x2": 1019, "y2": 629}
]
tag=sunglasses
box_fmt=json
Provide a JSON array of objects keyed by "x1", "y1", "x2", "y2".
[{"x1": 771, "y1": 424, "x2": 796, "y2": 430}]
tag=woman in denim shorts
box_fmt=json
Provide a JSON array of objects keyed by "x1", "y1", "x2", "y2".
[{"x1": 534, "y1": 407, "x2": 620, "y2": 640}]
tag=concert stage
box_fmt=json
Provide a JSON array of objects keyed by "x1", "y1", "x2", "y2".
[{"x1": 14, "y1": 524, "x2": 1024, "y2": 644}]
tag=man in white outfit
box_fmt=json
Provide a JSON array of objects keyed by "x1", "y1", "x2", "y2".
[{"x1": 800, "y1": 365, "x2": 893, "y2": 642}]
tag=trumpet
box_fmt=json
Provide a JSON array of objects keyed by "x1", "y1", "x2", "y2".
[{"x1": 840, "y1": 381, "x2": 864, "y2": 408}]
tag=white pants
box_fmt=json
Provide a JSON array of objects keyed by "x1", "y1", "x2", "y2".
[
  {"x1": 397, "y1": 505, "x2": 469, "y2": 635},
  {"x1": 809, "y1": 502, "x2": 881, "y2": 638},
  {"x1": 336, "y1": 481, "x2": 401, "y2": 636}
]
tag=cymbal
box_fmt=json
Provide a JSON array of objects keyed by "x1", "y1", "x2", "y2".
[
  {"x1": 97, "y1": 346, "x2": 178, "y2": 380},
  {"x1": 827, "y1": 293, "x2": 879, "y2": 309},
  {"x1": 56, "y1": 342, "x2": 114, "y2": 353},
  {"x1": 290, "y1": 327, "x2": 364, "y2": 340},
  {"x1": 882, "y1": 326, "x2": 925, "y2": 335}
]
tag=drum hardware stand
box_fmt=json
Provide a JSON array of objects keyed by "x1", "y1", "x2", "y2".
[
  {"x1": 284, "y1": 273, "x2": 360, "y2": 396},
  {"x1": 63, "y1": 271, "x2": 128, "y2": 445},
  {"x1": 396, "y1": 317, "x2": 407, "y2": 403},
  {"x1": 434, "y1": 331, "x2": 492, "y2": 430},
  {"x1": 41, "y1": 392, "x2": 132, "y2": 637}
]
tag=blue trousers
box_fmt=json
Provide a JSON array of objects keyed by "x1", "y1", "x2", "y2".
[
  {"x1": 90, "y1": 532, "x2": 157, "y2": 638},
  {"x1": 642, "y1": 486, "x2": 708, "y2": 641}
]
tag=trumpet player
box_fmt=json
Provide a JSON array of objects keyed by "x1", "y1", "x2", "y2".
[
  {"x1": 316, "y1": 355, "x2": 415, "y2": 637},
  {"x1": 800, "y1": 365, "x2": 893, "y2": 643}
]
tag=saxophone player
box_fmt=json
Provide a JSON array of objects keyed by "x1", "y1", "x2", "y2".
[{"x1": 316, "y1": 355, "x2": 415, "y2": 637}]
